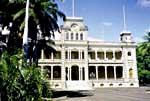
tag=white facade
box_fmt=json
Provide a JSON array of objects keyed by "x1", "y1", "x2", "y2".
[{"x1": 38, "y1": 17, "x2": 139, "y2": 90}]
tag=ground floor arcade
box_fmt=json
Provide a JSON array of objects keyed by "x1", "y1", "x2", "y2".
[
  {"x1": 38, "y1": 63, "x2": 138, "y2": 89},
  {"x1": 40, "y1": 65, "x2": 125, "y2": 81}
]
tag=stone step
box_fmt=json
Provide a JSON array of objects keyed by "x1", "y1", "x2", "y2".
[{"x1": 65, "y1": 81, "x2": 94, "y2": 91}]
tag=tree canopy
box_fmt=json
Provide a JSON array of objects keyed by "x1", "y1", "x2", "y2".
[
  {"x1": 0, "y1": 0, "x2": 65, "y2": 100},
  {"x1": 137, "y1": 31, "x2": 150, "y2": 85},
  {"x1": 0, "y1": 0, "x2": 65, "y2": 62}
]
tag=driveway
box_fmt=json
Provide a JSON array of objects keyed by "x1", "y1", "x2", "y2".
[{"x1": 52, "y1": 87, "x2": 150, "y2": 101}]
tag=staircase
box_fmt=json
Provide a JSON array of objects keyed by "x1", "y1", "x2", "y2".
[{"x1": 65, "y1": 81, "x2": 94, "y2": 91}]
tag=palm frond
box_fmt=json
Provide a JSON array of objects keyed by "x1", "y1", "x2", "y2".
[{"x1": 13, "y1": 8, "x2": 25, "y2": 20}]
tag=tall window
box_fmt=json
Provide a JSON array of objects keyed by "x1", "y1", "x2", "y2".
[
  {"x1": 82, "y1": 51, "x2": 84, "y2": 59},
  {"x1": 43, "y1": 50, "x2": 51, "y2": 59},
  {"x1": 88, "y1": 66, "x2": 96, "y2": 80},
  {"x1": 66, "y1": 33, "x2": 69, "y2": 40},
  {"x1": 53, "y1": 51, "x2": 61, "y2": 59},
  {"x1": 116, "y1": 66, "x2": 123, "y2": 78},
  {"x1": 80, "y1": 33, "x2": 83, "y2": 40},
  {"x1": 97, "y1": 52, "x2": 104, "y2": 59},
  {"x1": 106, "y1": 51, "x2": 113, "y2": 60},
  {"x1": 44, "y1": 66, "x2": 51, "y2": 79},
  {"x1": 53, "y1": 66, "x2": 61, "y2": 80},
  {"x1": 65, "y1": 51, "x2": 68, "y2": 59},
  {"x1": 88, "y1": 51, "x2": 95, "y2": 59},
  {"x1": 115, "y1": 51, "x2": 122, "y2": 60},
  {"x1": 71, "y1": 51, "x2": 79, "y2": 59},
  {"x1": 76, "y1": 33, "x2": 78, "y2": 40},
  {"x1": 71, "y1": 33, "x2": 73, "y2": 40}
]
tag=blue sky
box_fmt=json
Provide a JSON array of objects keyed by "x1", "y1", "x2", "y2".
[{"x1": 57, "y1": 0, "x2": 150, "y2": 42}]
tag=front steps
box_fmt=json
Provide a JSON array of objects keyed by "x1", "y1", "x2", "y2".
[{"x1": 65, "y1": 81, "x2": 94, "y2": 91}]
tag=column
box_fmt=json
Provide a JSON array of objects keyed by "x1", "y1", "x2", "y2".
[
  {"x1": 96, "y1": 66, "x2": 98, "y2": 80},
  {"x1": 51, "y1": 66, "x2": 53, "y2": 80},
  {"x1": 79, "y1": 67, "x2": 81, "y2": 80},
  {"x1": 104, "y1": 50, "x2": 106, "y2": 60},
  {"x1": 105, "y1": 66, "x2": 107, "y2": 80},
  {"x1": 95, "y1": 50, "x2": 97, "y2": 60},
  {"x1": 113, "y1": 51, "x2": 115, "y2": 60},
  {"x1": 51, "y1": 53, "x2": 53, "y2": 60},
  {"x1": 114, "y1": 66, "x2": 116, "y2": 80},
  {"x1": 67, "y1": 50, "x2": 69, "y2": 60},
  {"x1": 81, "y1": 68, "x2": 83, "y2": 80},
  {"x1": 79, "y1": 50, "x2": 81, "y2": 60},
  {"x1": 68, "y1": 68, "x2": 70, "y2": 80},
  {"x1": 67, "y1": 68, "x2": 69, "y2": 80},
  {"x1": 69, "y1": 68, "x2": 71, "y2": 80},
  {"x1": 41, "y1": 50, "x2": 44, "y2": 59},
  {"x1": 69, "y1": 50, "x2": 71, "y2": 60},
  {"x1": 81, "y1": 50, "x2": 82, "y2": 60}
]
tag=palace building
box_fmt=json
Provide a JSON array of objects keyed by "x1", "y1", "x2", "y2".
[{"x1": 38, "y1": 16, "x2": 139, "y2": 90}]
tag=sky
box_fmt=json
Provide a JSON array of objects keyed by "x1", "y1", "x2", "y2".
[{"x1": 57, "y1": 0, "x2": 150, "y2": 42}]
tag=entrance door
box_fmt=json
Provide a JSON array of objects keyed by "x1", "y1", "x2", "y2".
[{"x1": 71, "y1": 66, "x2": 79, "y2": 80}]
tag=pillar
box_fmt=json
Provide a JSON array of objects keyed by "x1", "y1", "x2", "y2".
[
  {"x1": 113, "y1": 51, "x2": 115, "y2": 60},
  {"x1": 67, "y1": 50, "x2": 69, "y2": 60},
  {"x1": 51, "y1": 66, "x2": 53, "y2": 80},
  {"x1": 81, "y1": 50, "x2": 83, "y2": 60},
  {"x1": 51, "y1": 53, "x2": 53, "y2": 60},
  {"x1": 95, "y1": 50, "x2": 97, "y2": 60},
  {"x1": 41, "y1": 50, "x2": 44, "y2": 59},
  {"x1": 69, "y1": 50, "x2": 71, "y2": 60},
  {"x1": 69, "y1": 68, "x2": 71, "y2": 80},
  {"x1": 96, "y1": 66, "x2": 98, "y2": 80},
  {"x1": 104, "y1": 50, "x2": 106, "y2": 60},
  {"x1": 105, "y1": 66, "x2": 107, "y2": 80},
  {"x1": 79, "y1": 50, "x2": 81, "y2": 60},
  {"x1": 79, "y1": 67, "x2": 81, "y2": 80},
  {"x1": 81, "y1": 67, "x2": 82, "y2": 80},
  {"x1": 114, "y1": 66, "x2": 116, "y2": 80}
]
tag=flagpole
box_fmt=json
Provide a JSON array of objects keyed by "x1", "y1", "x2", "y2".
[
  {"x1": 72, "y1": 0, "x2": 74, "y2": 17},
  {"x1": 123, "y1": 5, "x2": 126, "y2": 31},
  {"x1": 23, "y1": 0, "x2": 29, "y2": 61}
]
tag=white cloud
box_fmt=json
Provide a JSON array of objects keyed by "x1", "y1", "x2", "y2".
[
  {"x1": 134, "y1": 36, "x2": 144, "y2": 43},
  {"x1": 102, "y1": 22, "x2": 112, "y2": 26},
  {"x1": 137, "y1": 0, "x2": 150, "y2": 7}
]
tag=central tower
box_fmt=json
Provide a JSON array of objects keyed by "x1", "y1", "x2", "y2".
[{"x1": 61, "y1": 17, "x2": 88, "y2": 41}]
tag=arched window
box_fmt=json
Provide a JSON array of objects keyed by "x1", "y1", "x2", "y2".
[
  {"x1": 80, "y1": 33, "x2": 83, "y2": 40},
  {"x1": 76, "y1": 33, "x2": 78, "y2": 40},
  {"x1": 129, "y1": 68, "x2": 133, "y2": 78},
  {"x1": 71, "y1": 33, "x2": 73, "y2": 40}
]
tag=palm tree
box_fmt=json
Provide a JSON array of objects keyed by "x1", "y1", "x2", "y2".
[
  {"x1": 0, "y1": 0, "x2": 65, "y2": 100},
  {"x1": 144, "y1": 31, "x2": 150, "y2": 42},
  {"x1": 0, "y1": 51, "x2": 52, "y2": 100},
  {"x1": 0, "y1": 0, "x2": 65, "y2": 64},
  {"x1": 137, "y1": 31, "x2": 150, "y2": 84}
]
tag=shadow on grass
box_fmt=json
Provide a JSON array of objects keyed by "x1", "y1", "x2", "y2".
[{"x1": 52, "y1": 90, "x2": 94, "y2": 98}]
